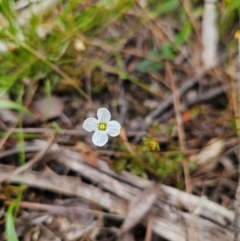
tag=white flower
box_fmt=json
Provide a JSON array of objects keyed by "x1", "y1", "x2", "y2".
[{"x1": 83, "y1": 108, "x2": 121, "y2": 147}]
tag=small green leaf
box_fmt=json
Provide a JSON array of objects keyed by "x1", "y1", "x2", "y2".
[
  {"x1": 130, "y1": 164, "x2": 144, "y2": 175},
  {"x1": 174, "y1": 24, "x2": 192, "y2": 48},
  {"x1": 6, "y1": 202, "x2": 19, "y2": 241},
  {"x1": 137, "y1": 59, "x2": 164, "y2": 73},
  {"x1": 188, "y1": 161, "x2": 196, "y2": 169},
  {"x1": 113, "y1": 159, "x2": 127, "y2": 172},
  {"x1": 161, "y1": 43, "x2": 175, "y2": 60},
  {"x1": 0, "y1": 99, "x2": 30, "y2": 113},
  {"x1": 155, "y1": 0, "x2": 179, "y2": 15}
]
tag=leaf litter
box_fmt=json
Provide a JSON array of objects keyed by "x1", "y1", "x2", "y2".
[{"x1": 0, "y1": 0, "x2": 239, "y2": 241}]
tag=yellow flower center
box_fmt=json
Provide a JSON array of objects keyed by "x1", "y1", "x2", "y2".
[
  {"x1": 147, "y1": 140, "x2": 160, "y2": 152},
  {"x1": 98, "y1": 122, "x2": 107, "y2": 131}
]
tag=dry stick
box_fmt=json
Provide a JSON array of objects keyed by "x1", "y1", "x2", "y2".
[
  {"x1": 144, "y1": 216, "x2": 153, "y2": 241},
  {"x1": 167, "y1": 63, "x2": 186, "y2": 152},
  {"x1": 167, "y1": 62, "x2": 196, "y2": 241},
  {"x1": 0, "y1": 145, "x2": 52, "y2": 159},
  {"x1": 0, "y1": 161, "x2": 234, "y2": 241},
  {"x1": 234, "y1": 32, "x2": 240, "y2": 241},
  {"x1": 41, "y1": 147, "x2": 234, "y2": 224},
  {"x1": 11, "y1": 127, "x2": 145, "y2": 137},
  {"x1": 5, "y1": 201, "x2": 124, "y2": 220},
  {"x1": 0, "y1": 163, "x2": 234, "y2": 241},
  {"x1": 9, "y1": 131, "x2": 55, "y2": 177},
  {"x1": 12, "y1": 127, "x2": 86, "y2": 136},
  {"x1": 0, "y1": 164, "x2": 128, "y2": 215},
  {"x1": 2, "y1": 138, "x2": 233, "y2": 226}
]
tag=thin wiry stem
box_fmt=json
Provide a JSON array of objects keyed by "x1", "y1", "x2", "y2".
[
  {"x1": 234, "y1": 31, "x2": 240, "y2": 241},
  {"x1": 167, "y1": 62, "x2": 197, "y2": 241}
]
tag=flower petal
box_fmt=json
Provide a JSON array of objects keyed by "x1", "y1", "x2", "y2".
[
  {"x1": 92, "y1": 131, "x2": 108, "y2": 146},
  {"x1": 83, "y1": 117, "x2": 98, "y2": 132},
  {"x1": 107, "y1": 120, "x2": 121, "y2": 137},
  {"x1": 97, "y1": 108, "x2": 111, "y2": 122}
]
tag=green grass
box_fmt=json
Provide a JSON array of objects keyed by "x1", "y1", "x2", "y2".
[
  {"x1": 0, "y1": 0, "x2": 137, "y2": 98},
  {"x1": 6, "y1": 201, "x2": 19, "y2": 241},
  {"x1": 0, "y1": 0, "x2": 197, "y2": 100}
]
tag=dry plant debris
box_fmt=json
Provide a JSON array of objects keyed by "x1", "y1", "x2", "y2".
[{"x1": 0, "y1": 0, "x2": 239, "y2": 241}]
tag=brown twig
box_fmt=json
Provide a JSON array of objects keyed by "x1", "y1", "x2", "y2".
[
  {"x1": 144, "y1": 216, "x2": 153, "y2": 241},
  {"x1": 167, "y1": 62, "x2": 192, "y2": 196},
  {"x1": 168, "y1": 62, "x2": 197, "y2": 241},
  {"x1": 11, "y1": 127, "x2": 146, "y2": 137},
  {"x1": 5, "y1": 201, "x2": 124, "y2": 220},
  {"x1": 167, "y1": 63, "x2": 186, "y2": 152}
]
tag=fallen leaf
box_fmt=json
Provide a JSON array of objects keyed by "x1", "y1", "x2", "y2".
[
  {"x1": 190, "y1": 138, "x2": 224, "y2": 166},
  {"x1": 24, "y1": 95, "x2": 64, "y2": 123},
  {"x1": 75, "y1": 141, "x2": 99, "y2": 168}
]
